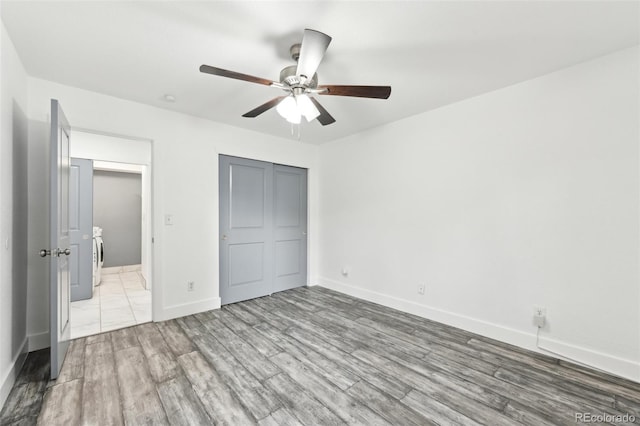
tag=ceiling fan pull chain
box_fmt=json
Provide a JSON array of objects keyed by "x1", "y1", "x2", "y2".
[{"x1": 289, "y1": 122, "x2": 301, "y2": 140}]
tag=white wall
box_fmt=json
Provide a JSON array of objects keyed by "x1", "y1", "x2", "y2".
[
  {"x1": 318, "y1": 47, "x2": 640, "y2": 381},
  {"x1": 26, "y1": 77, "x2": 319, "y2": 349},
  {"x1": 0, "y1": 20, "x2": 29, "y2": 408},
  {"x1": 72, "y1": 131, "x2": 152, "y2": 164}
]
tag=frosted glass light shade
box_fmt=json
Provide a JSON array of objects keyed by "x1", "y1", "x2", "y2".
[
  {"x1": 296, "y1": 94, "x2": 320, "y2": 122},
  {"x1": 276, "y1": 96, "x2": 301, "y2": 124}
]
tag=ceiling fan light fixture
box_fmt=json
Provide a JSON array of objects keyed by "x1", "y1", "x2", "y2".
[
  {"x1": 276, "y1": 95, "x2": 301, "y2": 124},
  {"x1": 296, "y1": 94, "x2": 320, "y2": 122},
  {"x1": 200, "y1": 28, "x2": 390, "y2": 129}
]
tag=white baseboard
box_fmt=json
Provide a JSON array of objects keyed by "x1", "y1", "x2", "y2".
[
  {"x1": 318, "y1": 277, "x2": 640, "y2": 383},
  {"x1": 157, "y1": 297, "x2": 221, "y2": 322},
  {"x1": 306, "y1": 276, "x2": 319, "y2": 287},
  {"x1": 28, "y1": 331, "x2": 50, "y2": 352},
  {"x1": 0, "y1": 337, "x2": 28, "y2": 410},
  {"x1": 536, "y1": 335, "x2": 640, "y2": 382}
]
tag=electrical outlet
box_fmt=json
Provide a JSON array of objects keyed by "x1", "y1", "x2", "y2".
[
  {"x1": 533, "y1": 306, "x2": 546, "y2": 327},
  {"x1": 187, "y1": 281, "x2": 195, "y2": 292},
  {"x1": 418, "y1": 283, "x2": 425, "y2": 295}
]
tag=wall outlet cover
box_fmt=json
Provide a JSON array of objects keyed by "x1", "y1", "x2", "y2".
[
  {"x1": 533, "y1": 315, "x2": 546, "y2": 328},
  {"x1": 533, "y1": 305, "x2": 546, "y2": 327},
  {"x1": 533, "y1": 306, "x2": 546, "y2": 317}
]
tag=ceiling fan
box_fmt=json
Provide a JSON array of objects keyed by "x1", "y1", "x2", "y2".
[{"x1": 200, "y1": 29, "x2": 391, "y2": 126}]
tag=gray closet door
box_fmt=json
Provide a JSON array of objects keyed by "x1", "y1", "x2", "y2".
[
  {"x1": 219, "y1": 156, "x2": 274, "y2": 305},
  {"x1": 273, "y1": 164, "x2": 308, "y2": 292},
  {"x1": 219, "y1": 156, "x2": 308, "y2": 305},
  {"x1": 70, "y1": 158, "x2": 94, "y2": 301}
]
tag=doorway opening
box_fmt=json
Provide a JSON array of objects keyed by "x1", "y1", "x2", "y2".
[{"x1": 69, "y1": 132, "x2": 153, "y2": 338}]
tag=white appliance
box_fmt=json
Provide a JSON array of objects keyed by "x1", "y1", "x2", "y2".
[
  {"x1": 93, "y1": 226, "x2": 104, "y2": 286},
  {"x1": 92, "y1": 237, "x2": 98, "y2": 287}
]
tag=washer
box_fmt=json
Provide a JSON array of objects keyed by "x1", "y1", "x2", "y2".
[
  {"x1": 92, "y1": 233, "x2": 98, "y2": 287},
  {"x1": 93, "y1": 226, "x2": 104, "y2": 286}
]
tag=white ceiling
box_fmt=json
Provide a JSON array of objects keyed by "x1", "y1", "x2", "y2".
[{"x1": 2, "y1": 1, "x2": 638, "y2": 144}]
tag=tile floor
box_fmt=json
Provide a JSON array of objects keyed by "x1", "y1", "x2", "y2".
[{"x1": 70, "y1": 266, "x2": 151, "y2": 339}]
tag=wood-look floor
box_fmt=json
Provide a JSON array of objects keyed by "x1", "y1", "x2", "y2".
[
  {"x1": 2, "y1": 287, "x2": 640, "y2": 425},
  {"x1": 0, "y1": 349, "x2": 49, "y2": 425}
]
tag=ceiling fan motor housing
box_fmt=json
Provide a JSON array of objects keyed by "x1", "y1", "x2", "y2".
[{"x1": 280, "y1": 65, "x2": 318, "y2": 89}]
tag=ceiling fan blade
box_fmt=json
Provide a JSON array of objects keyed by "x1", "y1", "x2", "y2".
[
  {"x1": 309, "y1": 97, "x2": 336, "y2": 126},
  {"x1": 318, "y1": 85, "x2": 391, "y2": 99},
  {"x1": 242, "y1": 96, "x2": 287, "y2": 118},
  {"x1": 296, "y1": 29, "x2": 332, "y2": 82},
  {"x1": 200, "y1": 64, "x2": 275, "y2": 86}
]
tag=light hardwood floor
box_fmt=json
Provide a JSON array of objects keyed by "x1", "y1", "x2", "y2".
[{"x1": 3, "y1": 286, "x2": 640, "y2": 425}]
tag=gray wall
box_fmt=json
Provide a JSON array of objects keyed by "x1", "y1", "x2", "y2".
[{"x1": 93, "y1": 170, "x2": 141, "y2": 267}]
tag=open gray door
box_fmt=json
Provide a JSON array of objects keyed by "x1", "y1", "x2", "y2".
[
  {"x1": 42, "y1": 99, "x2": 72, "y2": 379},
  {"x1": 70, "y1": 158, "x2": 93, "y2": 301}
]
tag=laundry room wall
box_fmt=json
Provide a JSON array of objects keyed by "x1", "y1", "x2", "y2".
[
  {"x1": 25, "y1": 77, "x2": 320, "y2": 350},
  {"x1": 93, "y1": 170, "x2": 142, "y2": 268}
]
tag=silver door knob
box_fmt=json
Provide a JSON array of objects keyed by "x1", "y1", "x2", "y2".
[
  {"x1": 41, "y1": 248, "x2": 71, "y2": 257},
  {"x1": 221, "y1": 235, "x2": 228, "y2": 240},
  {"x1": 302, "y1": 231, "x2": 307, "y2": 236}
]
